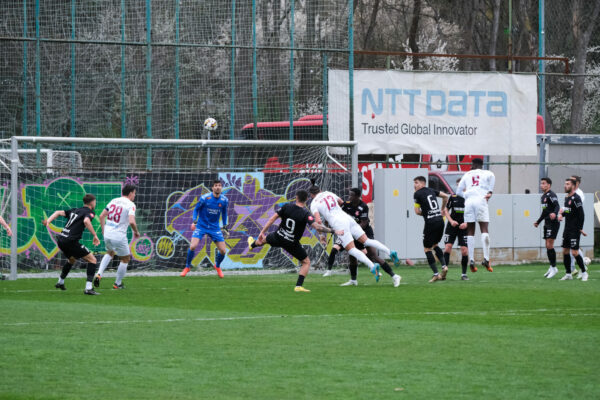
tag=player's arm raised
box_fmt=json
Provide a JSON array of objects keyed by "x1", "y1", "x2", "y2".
[
  {"x1": 83, "y1": 216, "x2": 100, "y2": 246},
  {"x1": 42, "y1": 210, "x2": 66, "y2": 227}
]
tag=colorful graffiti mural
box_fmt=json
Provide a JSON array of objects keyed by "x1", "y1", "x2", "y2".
[{"x1": 5, "y1": 172, "x2": 341, "y2": 270}]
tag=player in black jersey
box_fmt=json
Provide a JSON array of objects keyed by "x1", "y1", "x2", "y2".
[
  {"x1": 442, "y1": 179, "x2": 469, "y2": 280},
  {"x1": 533, "y1": 177, "x2": 561, "y2": 278},
  {"x1": 43, "y1": 194, "x2": 101, "y2": 295},
  {"x1": 558, "y1": 178, "x2": 588, "y2": 281},
  {"x1": 325, "y1": 188, "x2": 406, "y2": 287},
  {"x1": 247, "y1": 190, "x2": 342, "y2": 292},
  {"x1": 413, "y1": 176, "x2": 449, "y2": 282}
]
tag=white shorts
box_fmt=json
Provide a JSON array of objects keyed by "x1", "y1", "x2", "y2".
[
  {"x1": 104, "y1": 236, "x2": 131, "y2": 257},
  {"x1": 464, "y1": 197, "x2": 489, "y2": 223},
  {"x1": 331, "y1": 218, "x2": 366, "y2": 248}
]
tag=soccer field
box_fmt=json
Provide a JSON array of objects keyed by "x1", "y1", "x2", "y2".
[{"x1": 1, "y1": 264, "x2": 598, "y2": 400}]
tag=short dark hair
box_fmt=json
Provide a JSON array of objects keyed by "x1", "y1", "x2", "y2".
[
  {"x1": 349, "y1": 187, "x2": 361, "y2": 197},
  {"x1": 571, "y1": 175, "x2": 581, "y2": 184},
  {"x1": 296, "y1": 190, "x2": 309, "y2": 202},
  {"x1": 414, "y1": 176, "x2": 427, "y2": 184},
  {"x1": 83, "y1": 193, "x2": 96, "y2": 204},
  {"x1": 212, "y1": 179, "x2": 222, "y2": 187},
  {"x1": 122, "y1": 184, "x2": 137, "y2": 196},
  {"x1": 471, "y1": 158, "x2": 484, "y2": 167},
  {"x1": 566, "y1": 178, "x2": 576, "y2": 186},
  {"x1": 541, "y1": 177, "x2": 552, "y2": 185},
  {"x1": 308, "y1": 179, "x2": 320, "y2": 195}
]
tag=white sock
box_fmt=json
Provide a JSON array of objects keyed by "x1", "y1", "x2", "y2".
[
  {"x1": 467, "y1": 236, "x2": 475, "y2": 262},
  {"x1": 115, "y1": 262, "x2": 128, "y2": 285},
  {"x1": 348, "y1": 247, "x2": 374, "y2": 269},
  {"x1": 363, "y1": 239, "x2": 390, "y2": 257},
  {"x1": 85, "y1": 281, "x2": 93, "y2": 290},
  {"x1": 57, "y1": 277, "x2": 64, "y2": 285},
  {"x1": 570, "y1": 254, "x2": 576, "y2": 272},
  {"x1": 97, "y1": 254, "x2": 112, "y2": 277},
  {"x1": 481, "y1": 233, "x2": 490, "y2": 260}
]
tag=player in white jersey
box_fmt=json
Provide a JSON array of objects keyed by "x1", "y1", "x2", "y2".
[
  {"x1": 94, "y1": 184, "x2": 141, "y2": 289},
  {"x1": 456, "y1": 158, "x2": 495, "y2": 272},
  {"x1": 308, "y1": 181, "x2": 401, "y2": 283}
]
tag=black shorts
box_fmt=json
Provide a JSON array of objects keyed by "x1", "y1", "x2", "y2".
[
  {"x1": 57, "y1": 238, "x2": 91, "y2": 259},
  {"x1": 561, "y1": 230, "x2": 581, "y2": 250},
  {"x1": 443, "y1": 224, "x2": 468, "y2": 247},
  {"x1": 423, "y1": 220, "x2": 444, "y2": 248},
  {"x1": 543, "y1": 221, "x2": 559, "y2": 240},
  {"x1": 266, "y1": 232, "x2": 308, "y2": 261}
]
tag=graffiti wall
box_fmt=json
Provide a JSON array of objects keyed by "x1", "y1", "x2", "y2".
[{"x1": 3, "y1": 171, "x2": 350, "y2": 271}]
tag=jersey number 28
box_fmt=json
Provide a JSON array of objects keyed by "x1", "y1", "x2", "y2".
[{"x1": 107, "y1": 204, "x2": 123, "y2": 223}]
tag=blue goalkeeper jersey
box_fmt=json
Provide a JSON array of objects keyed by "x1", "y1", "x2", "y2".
[{"x1": 193, "y1": 192, "x2": 229, "y2": 231}]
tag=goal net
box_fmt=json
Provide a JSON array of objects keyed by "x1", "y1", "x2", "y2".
[{"x1": 3, "y1": 137, "x2": 356, "y2": 276}]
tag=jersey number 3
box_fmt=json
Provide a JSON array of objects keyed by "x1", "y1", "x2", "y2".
[{"x1": 107, "y1": 204, "x2": 123, "y2": 223}]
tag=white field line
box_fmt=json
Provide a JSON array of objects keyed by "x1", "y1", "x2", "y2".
[
  {"x1": 2, "y1": 308, "x2": 598, "y2": 327},
  {"x1": 13, "y1": 269, "x2": 297, "y2": 279}
]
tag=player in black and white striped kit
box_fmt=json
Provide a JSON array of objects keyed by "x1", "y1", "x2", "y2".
[{"x1": 43, "y1": 194, "x2": 101, "y2": 295}]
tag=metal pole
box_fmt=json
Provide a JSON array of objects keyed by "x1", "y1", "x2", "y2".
[
  {"x1": 10, "y1": 137, "x2": 19, "y2": 280},
  {"x1": 251, "y1": 0, "x2": 258, "y2": 138},
  {"x1": 351, "y1": 143, "x2": 358, "y2": 188},
  {"x1": 22, "y1": 0, "x2": 28, "y2": 137},
  {"x1": 229, "y1": 0, "x2": 236, "y2": 168},
  {"x1": 120, "y1": 0, "x2": 126, "y2": 138},
  {"x1": 538, "y1": 136, "x2": 547, "y2": 185},
  {"x1": 322, "y1": 53, "x2": 328, "y2": 141},
  {"x1": 174, "y1": 0, "x2": 181, "y2": 169},
  {"x1": 35, "y1": 0, "x2": 40, "y2": 137},
  {"x1": 538, "y1": 0, "x2": 546, "y2": 119},
  {"x1": 70, "y1": 0, "x2": 76, "y2": 138},
  {"x1": 145, "y1": 0, "x2": 152, "y2": 169},
  {"x1": 289, "y1": 0, "x2": 295, "y2": 172},
  {"x1": 348, "y1": 0, "x2": 354, "y2": 142},
  {"x1": 508, "y1": 0, "x2": 513, "y2": 72}
]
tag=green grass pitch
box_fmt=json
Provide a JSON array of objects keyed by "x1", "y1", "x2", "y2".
[{"x1": 1, "y1": 263, "x2": 598, "y2": 400}]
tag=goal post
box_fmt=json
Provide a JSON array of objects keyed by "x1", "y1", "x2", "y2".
[{"x1": 5, "y1": 136, "x2": 358, "y2": 279}]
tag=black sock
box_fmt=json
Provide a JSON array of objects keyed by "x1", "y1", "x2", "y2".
[
  {"x1": 547, "y1": 248, "x2": 556, "y2": 267},
  {"x1": 296, "y1": 274, "x2": 305, "y2": 287},
  {"x1": 251, "y1": 242, "x2": 258, "y2": 249},
  {"x1": 461, "y1": 255, "x2": 468, "y2": 275},
  {"x1": 443, "y1": 252, "x2": 450, "y2": 267},
  {"x1": 563, "y1": 253, "x2": 571, "y2": 273},
  {"x1": 433, "y1": 246, "x2": 445, "y2": 265},
  {"x1": 380, "y1": 262, "x2": 394, "y2": 277},
  {"x1": 575, "y1": 254, "x2": 587, "y2": 273},
  {"x1": 327, "y1": 248, "x2": 338, "y2": 270},
  {"x1": 349, "y1": 263, "x2": 358, "y2": 281},
  {"x1": 86, "y1": 263, "x2": 96, "y2": 282},
  {"x1": 60, "y1": 262, "x2": 73, "y2": 280},
  {"x1": 425, "y1": 251, "x2": 438, "y2": 274}
]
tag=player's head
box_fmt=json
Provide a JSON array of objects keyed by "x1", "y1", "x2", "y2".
[
  {"x1": 296, "y1": 189, "x2": 309, "y2": 204},
  {"x1": 348, "y1": 187, "x2": 361, "y2": 203},
  {"x1": 540, "y1": 177, "x2": 552, "y2": 192},
  {"x1": 413, "y1": 176, "x2": 427, "y2": 191},
  {"x1": 570, "y1": 175, "x2": 581, "y2": 188},
  {"x1": 564, "y1": 178, "x2": 576, "y2": 193},
  {"x1": 308, "y1": 179, "x2": 321, "y2": 197},
  {"x1": 471, "y1": 158, "x2": 484, "y2": 170},
  {"x1": 122, "y1": 184, "x2": 137, "y2": 200},
  {"x1": 212, "y1": 179, "x2": 223, "y2": 195},
  {"x1": 83, "y1": 193, "x2": 96, "y2": 209}
]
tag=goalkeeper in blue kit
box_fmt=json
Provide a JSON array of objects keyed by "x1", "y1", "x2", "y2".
[{"x1": 180, "y1": 180, "x2": 229, "y2": 278}]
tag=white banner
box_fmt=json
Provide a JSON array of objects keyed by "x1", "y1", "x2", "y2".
[{"x1": 328, "y1": 70, "x2": 538, "y2": 156}]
